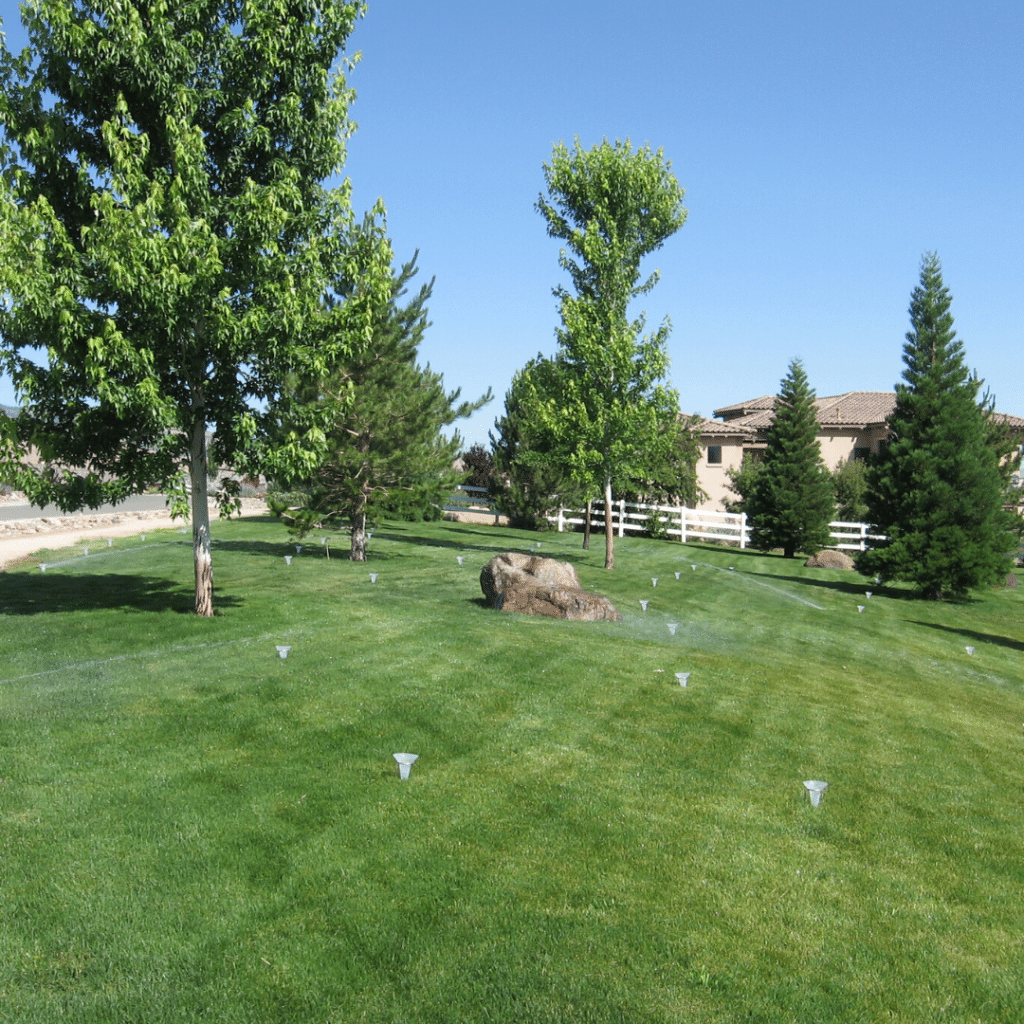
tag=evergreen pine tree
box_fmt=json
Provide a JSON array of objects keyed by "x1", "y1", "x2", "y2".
[
  {"x1": 272, "y1": 252, "x2": 490, "y2": 559},
  {"x1": 747, "y1": 359, "x2": 834, "y2": 558},
  {"x1": 859, "y1": 254, "x2": 1014, "y2": 599}
]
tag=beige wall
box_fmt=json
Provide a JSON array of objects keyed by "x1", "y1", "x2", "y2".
[{"x1": 697, "y1": 438, "x2": 747, "y2": 510}]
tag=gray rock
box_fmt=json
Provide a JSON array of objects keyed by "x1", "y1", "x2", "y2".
[{"x1": 480, "y1": 552, "x2": 622, "y2": 622}]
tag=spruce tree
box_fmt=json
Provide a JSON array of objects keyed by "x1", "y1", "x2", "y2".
[
  {"x1": 747, "y1": 359, "x2": 834, "y2": 558},
  {"x1": 859, "y1": 254, "x2": 1014, "y2": 599},
  {"x1": 271, "y1": 252, "x2": 490, "y2": 559}
]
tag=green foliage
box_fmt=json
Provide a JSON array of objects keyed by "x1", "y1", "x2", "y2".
[
  {"x1": 831, "y1": 457, "x2": 870, "y2": 522},
  {"x1": 859, "y1": 254, "x2": 1016, "y2": 599},
  {"x1": 529, "y1": 137, "x2": 688, "y2": 567},
  {"x1": 722, "y1": 453, "x2": 762, "y2": 514},
  {"x1": 621, "y1": 414, "x2": 707, "y2": 510},
  {"x1": 272, "y1": 250, "x2": 490, "y2": 557},
  {"x1": 746, "y1": 359, "x2": 834, "y2": 557},
  {"x1": 490, "y1": 355, "x2": 587, "y2": 530},
  {"x1": 0, "y1": 1, "x2": 392, "y2": 612}
]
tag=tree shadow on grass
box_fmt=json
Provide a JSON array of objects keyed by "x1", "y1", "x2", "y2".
[
  {"x1": 743, "y1": 570, "x2": 984, "y2": 605},
  {"x1": 0, "y1": 572, "x2": 242, "y2": 615},
  {"x1": 905, "y1": 620, "x2": 1024, "y2": 654}
]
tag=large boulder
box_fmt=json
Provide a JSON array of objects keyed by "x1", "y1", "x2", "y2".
[
  {"x1": 480, "y1": 552, "x2": 622, "y2": 622},
  {"x1": 804, "y1": 549, "x2": 855, "y2": 570}
]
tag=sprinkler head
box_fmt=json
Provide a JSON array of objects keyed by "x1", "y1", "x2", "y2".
[
  {"x1": 393, "y1": 752, "x2": 418, "y2": 780},
  {"x1": 675, "y1": 672, "x2": 690, "y2": 687},
  {"x1": 804, "y1": 780, "x2": 828, "y2": 807},
  {"x1": 275, "y1": 645, "x2": 291, "y2": 659}
]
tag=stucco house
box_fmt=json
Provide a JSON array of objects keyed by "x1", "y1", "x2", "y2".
[{"x1": 695, "y1": 391, "x2": 1024, "y2": 511}]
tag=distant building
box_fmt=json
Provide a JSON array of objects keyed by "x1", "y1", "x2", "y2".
[{"x1": 695, "y1": 391, "x2": 1024, "y2": 511}]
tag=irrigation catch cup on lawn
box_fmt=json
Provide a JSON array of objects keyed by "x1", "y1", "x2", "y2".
[
  {"x1": 804, "y1": 780, "x2": 828, "y2": 807},
  {"x1": 857, "y1": 605, "x2": 865, "y2": 613},
  {"x1": 966, "y1": 646, "x2": 975, "y2": 655},
  {"x1": 284, "y1": 555, "x2": 292, "y2": 565},
  {"x1": 675, "y1": 571, "x2": 681, "y2": 579},
  {"x1": 393, "y1": 753, "x2": 418, "y2": 780},
  {"x1": 275, "y1": 645, "x2": 291, "y2": 659},
  {"x1": 457, "y1": 556, "x2": 464, "y2": 566},
  {"x1": 369, "y1": 573, "x2": 378, "y2": 583},
  {"x1": 639, "y1": 599, "x2": 649, "y2": 611},
  {"x1": 667, "y1": 622, "x2": 678, "y2": 636},
  {"x1": 652, "y1": 578, "x2": 658, "y2": 587},
  {"x1": 675, "y1": 672, "x2": 690, "y2": 687}
]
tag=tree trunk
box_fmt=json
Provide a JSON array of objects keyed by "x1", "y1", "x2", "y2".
[
  {"x1": 350, "y1": 487, "x2": 369, "y2": 561},
  {"x1": 583, "y1": 500, "x2": 592, "y2": 550},
  {"x1": 190, "y1": 418, "x2": 214, "y2": 616},
  {"x1": 604, "y1": 476, "x2": 614, "y2": 569}
]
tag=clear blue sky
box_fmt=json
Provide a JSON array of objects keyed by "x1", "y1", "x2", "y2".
[{"x1": 3, "y1": 1, "x2": 1022, "y2": 448}]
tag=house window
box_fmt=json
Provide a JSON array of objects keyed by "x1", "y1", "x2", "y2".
[{"x1": 707, "y1": 445, "x2": 722, "y2": 465}]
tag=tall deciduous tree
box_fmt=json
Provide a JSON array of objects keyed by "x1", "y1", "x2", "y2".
[
  {"x1": 746, "y1": 359, "x2": 834, "y2": 558},
  {"x1": 271, "y1": 252, "x2": 491, "y2": 560},
  {"x1": 859, "y1": 254, "x2": 1015, "y2": 599},
  {"x1": 530, "y1": 137, "x2": 687, "y2": 568},
  {"x1": 0, "y1": 1, "x2": 390, "y2": 614}
]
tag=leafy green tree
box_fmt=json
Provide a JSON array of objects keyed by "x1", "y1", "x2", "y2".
[
  {"x1": 529, "y1": 137, "x2": 687, "y2": 568},
  {"x1": 723, "y1": 454, "x2": 762, "y2": 515},
  {"x1": 859, "y1": 254, "x2": 1016, "y2": 598},
  {"x1": 621, "y1": 414, "x2": 706, "y2": 509},
  {"x1": 0, "y1": 1, "x2": 390, "y2": 615},
  {"x1": 747, "y1": 359, "x2": 834, "y2": 558},
  {"x1": 270, "y1": 252, "x2": 491, "y2": 560},
  {"x1": 490, "y1": 355, "x2": 587, "y2": 531},
  {"x1": 831, "y1": 458, "x2": 870, "y2": 522}
]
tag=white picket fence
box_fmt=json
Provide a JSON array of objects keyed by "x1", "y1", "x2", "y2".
[{"x1": 551, "y1": 501, "x2": 885, "y2": 552}]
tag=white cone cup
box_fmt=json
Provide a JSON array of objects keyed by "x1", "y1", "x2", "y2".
[
  {"x1": 295, "y1": 545, "x2": 303, "y2": 553},
  {"x1": 667, "y1": 622, "x2": 678, "y2": 636},
  {"x1": 966, "y1": 646, "x2": 975, "y2": 655},
  {"x1": 857, "y1": 605, "x2": 865, "y2": 613},
  {"x1": 275, "y1": 645, "x2": 291, "y2": 659},
  {"x1": 457, "y1": 556, "x2": 464, "y2": 565},
  {"x1": 675, "y1": 571, "x2": 681, "y2": 579},
  {"x1": 692, "y1": 564, "x2": 697, "y2": 571},
  {"x1": 83, "y1": 547, "x2": 89, "y2": 556},
  {"x1": 108, "y1": 538, "x2": 113, "y2": 547},
  {"x1": 140, "y1": 535, "x2": 146, "y2": 541},
  {"x1": 284, "y1": 555, "x2": 292, "y2": 565},
  {"x1": 652, "y1": 578, "x2": 658, "y2": 587},
  {"x1": 804, "y1": 780, "x2": 828, "y2": 806},
  {"x1": 639, "y1": 599, "x2": 649, "y2": 611},
  {"x1": 675, "y1": 672, "x2": 690, "y2": 687},
  {"x1": 394, "y1": 752, "x2": 418, "y2": 780},
  {"x1": 370, "y1": 573, "x2": 378, "y2": 583},
  {"x1": 865, "y1": 591, "x2": 872, "y2": 598}
]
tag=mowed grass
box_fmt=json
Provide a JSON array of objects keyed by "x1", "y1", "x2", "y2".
[{"x1": 1, "y1": 515, "x2": 1022, "y2": 1023}]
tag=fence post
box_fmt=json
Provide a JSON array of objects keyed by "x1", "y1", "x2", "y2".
[
  {"x1": 679, "y1": 505, "x2": 686, "y2": 543},
  {"x1": 740, "y1": 512, "x2": 748, "y2": 549},
  {"x1": 618, "y1": 498, "x2": 626, "y2": 538},
  {"x1": 557, "y1": 508, "x2": 565, "y2": 533}
]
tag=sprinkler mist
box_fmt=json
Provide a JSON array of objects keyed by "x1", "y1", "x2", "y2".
[
  {"x1": 393, "y1": 753, "x2": 418, "y2": 780},
  {"x1": 275, "y1": 645, "x2": 291, "y2": 659},
  {"x1": 675, "y1": 672, "x2": 690, "y2": 687},
  {"x1": 804, "y1": 780, "x2": 828, "y2": 807},
  {"x1": 39, "y1": 564, "x2": 46, "y2": 573}
]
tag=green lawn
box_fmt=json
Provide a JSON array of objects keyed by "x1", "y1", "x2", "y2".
[{"x1": 1, "y1": 515, "x2": 1022, "y2": 1022}]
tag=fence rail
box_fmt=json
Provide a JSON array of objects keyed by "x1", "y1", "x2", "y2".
[{"x1": 550, "y1": 501, "x2": 886, "y2": 552}]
